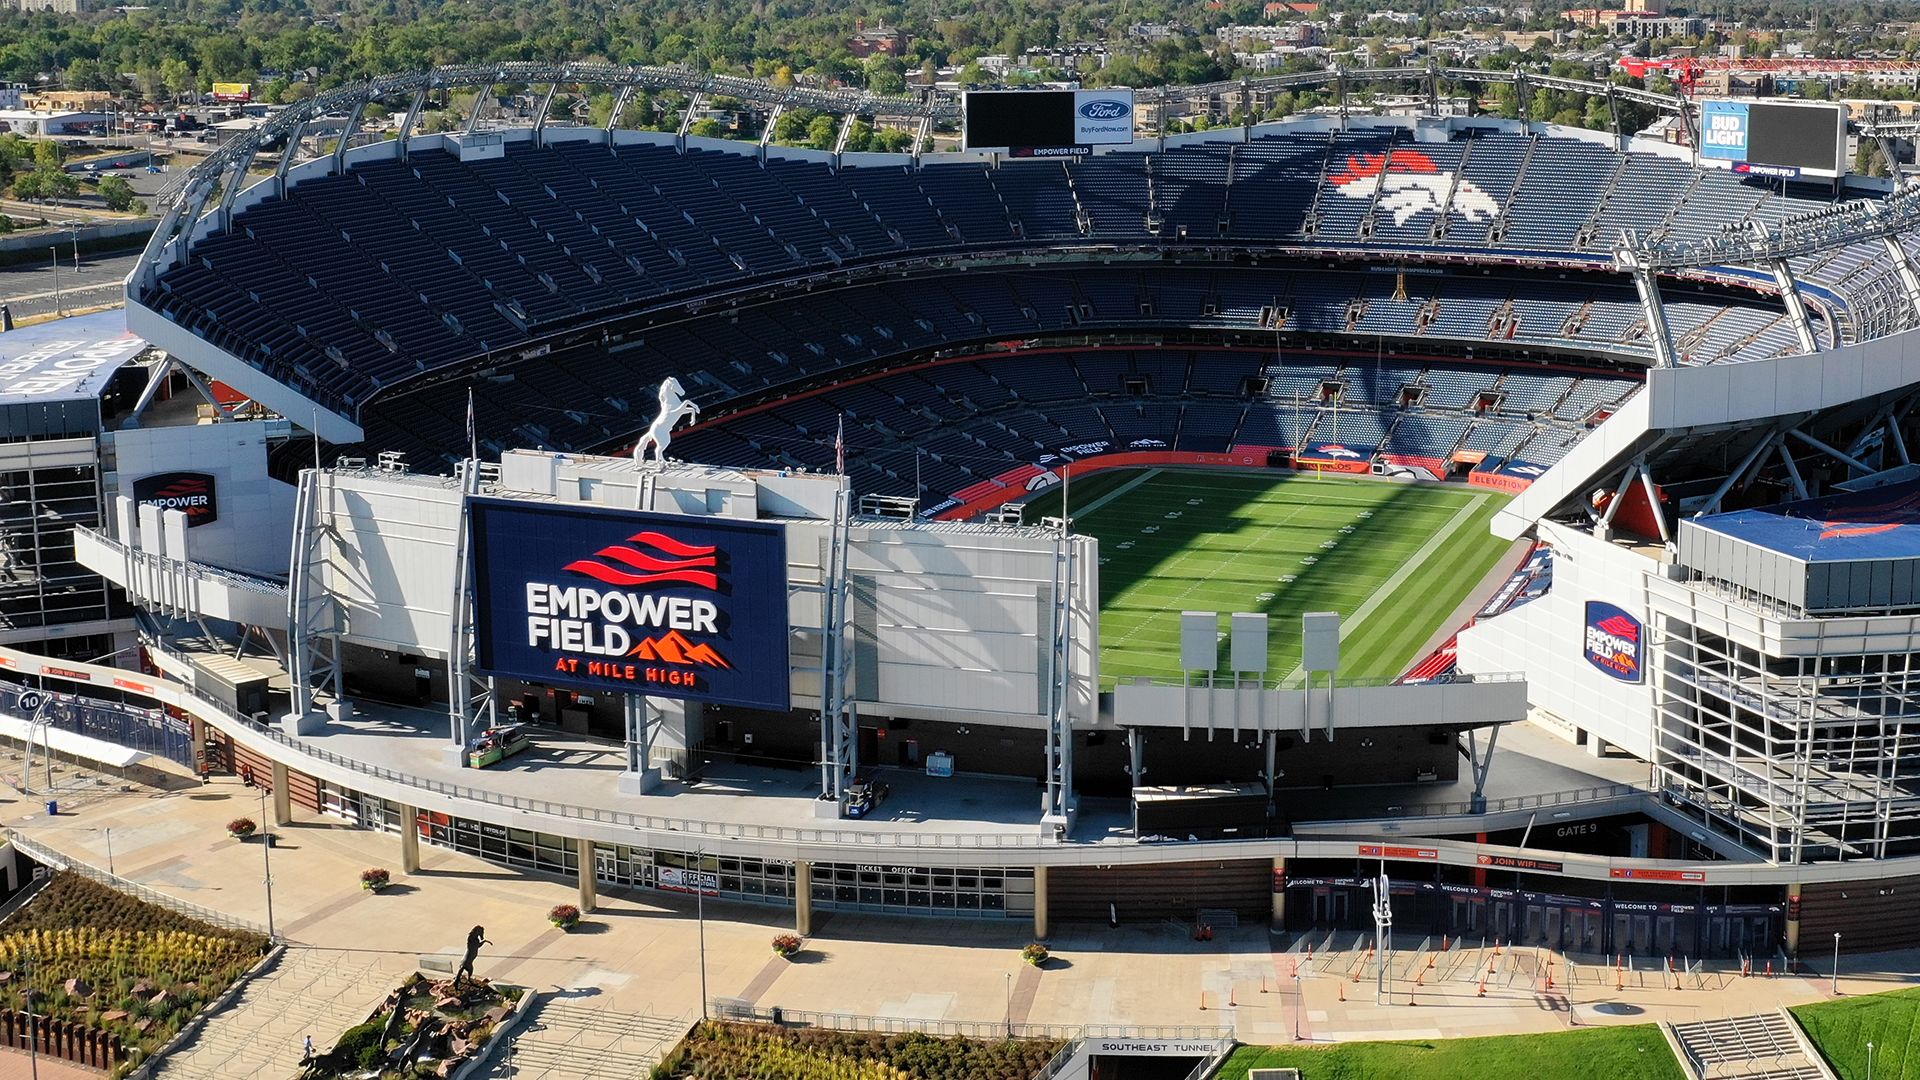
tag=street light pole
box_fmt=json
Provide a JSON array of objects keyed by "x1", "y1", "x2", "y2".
[
  {"x1": 104, "y1": 827, "x2": 113, "y2": 876},
  {"x1": 49, "y1": 247, "x2": 61, "y2": 317},
  {"x1": 1004, "y1": 971, "x2": 1012, "y2": 1038},
  {"x1": 1831, "y1": 932, "x2": 1841, "y2": 996},
  {"x1": 695, "y1": 852, "x2": 708, "y2": 1020},
  {"x1": 260, "y1": 790, "x2": 276, "y2": 938}
]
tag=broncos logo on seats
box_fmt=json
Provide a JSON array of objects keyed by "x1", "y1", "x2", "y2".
[{"x1": 1331, "y1": 149, "x2": 1500, "y2": 226}]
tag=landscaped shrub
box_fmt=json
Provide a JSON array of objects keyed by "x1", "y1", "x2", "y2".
[
  {"x1": 651, "y1": 1021, "x2": 1064, "y2": 1080},
  {"x1": 330, "y1": 1019, "x2": 386, "y2": 1070},
  {"x1": 0, "y1": 875, "x2": 267, "y2": 1069}
]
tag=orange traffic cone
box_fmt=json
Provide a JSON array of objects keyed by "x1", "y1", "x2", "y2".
[
  {"x1": 1477, "y1": 978, "x2": 1486, "y2": 997},
  {"x1": 1230, "y1": 985, "x2": 1238, "y2": 1007},
  {"x1": 1766, "y1": 960, "x2": 1774, "y2": 978}
]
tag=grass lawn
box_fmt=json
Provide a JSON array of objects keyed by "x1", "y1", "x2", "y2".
[
  {"x1": 1216, "y1": 1025, "x2": 1685, "y2": 1080},
  {"x1": 1026, "y1": 468, "x2": 1514, "y2": 684},
  {"x1": 1795, "y1": 985, "x2": 1920, "y2": 1079}
]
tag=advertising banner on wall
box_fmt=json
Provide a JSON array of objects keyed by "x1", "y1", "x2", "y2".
[
  {"x1": 469, "y1": 499, "x2": 791, "y2": 710},
  {"x1": 1583, "y1": 601, "x2": 1644, "y2": 683},
  {"x1": 132, "y1": 472, "x2": 219, "y2": 527}
]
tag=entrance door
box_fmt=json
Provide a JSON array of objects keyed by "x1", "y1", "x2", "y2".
[
  {"x1": 1311, "y1": 888, "x2": 1352, "y2": 927},
  {"x1": 1449, "y1": 896, "x2": 1483, "y2": 937},
  {"x1": 858, "y1": 727, "x2": 881, "y2": 766},
  {"x1": 594, "y1": 846, "x2": 624, "y2": 887}
]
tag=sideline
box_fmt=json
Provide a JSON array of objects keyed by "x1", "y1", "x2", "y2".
[{"x1": 1071, "y1": 467, "x2": 1162, "y2": 519}]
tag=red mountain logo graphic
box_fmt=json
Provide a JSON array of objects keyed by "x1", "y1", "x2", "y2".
[
  {"x1": 564, "y1": 531, "x2": 719, "y2": 589},
  {"x1": 1595, "y1": 615, "x2": 1639, "y2": 641},
  {"x1": 1820, "y1": 521, "x2": 1900, "y2": 540},
  {"x1": 1330, "y1": 148, "x2": 1441, "y2": 183},
  {"x1": 628, "y1": 630, "x2": 731, "y2": 668}
]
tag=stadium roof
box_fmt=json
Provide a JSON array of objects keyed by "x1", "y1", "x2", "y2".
[
  {"x1": 0, "y1": 311, "x2": 145, "y2": 406},
  {"x1": 1690, "y1": 481, "x2": 1920, "y2": 562}
]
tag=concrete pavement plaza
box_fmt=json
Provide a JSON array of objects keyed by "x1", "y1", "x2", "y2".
[{"x1": 3, "y1": 777, "x2": 1919, "y2": 1066}]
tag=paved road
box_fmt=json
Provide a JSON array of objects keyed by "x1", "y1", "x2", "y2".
[{"x1": 0, "y1": 246, "x2": 142, "y2": 322}]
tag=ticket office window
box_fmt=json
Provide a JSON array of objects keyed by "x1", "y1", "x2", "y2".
[{"x1": 813, "y1": 864, "x2": 1034, "y2": 917}]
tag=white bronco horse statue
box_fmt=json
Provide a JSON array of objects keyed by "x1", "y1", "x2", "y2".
[{"x1": 633, "y1": 376, "x2": 700, "y2": 468}]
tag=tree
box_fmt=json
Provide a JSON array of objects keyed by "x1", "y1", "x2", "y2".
[
  {"x1": 12, "y1": 166, "x2": 78, "y2": 202},
  {"x1": 98, "y1": 174, "x2": 137, "y2": 212}
]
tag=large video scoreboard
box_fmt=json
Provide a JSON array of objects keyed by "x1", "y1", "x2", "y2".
[
  {"x1": 962, "y1": 89, "x2": 1136, "y2": 156},
  {"x1": 1699, "y1": 99, "x2": 1848, "y2": 180}
]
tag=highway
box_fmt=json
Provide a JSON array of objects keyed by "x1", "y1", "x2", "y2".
[{"x1": 0, "y1": 246, "x2": 142, "y2": 323}]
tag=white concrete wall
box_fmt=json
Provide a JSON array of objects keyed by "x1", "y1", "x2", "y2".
[
  {"x1": 107, "y1": 420, "x2": 296, "y2": 578},
  {"x1": 1455, "y1": 521, "x2": 1657, "y2": 758}
]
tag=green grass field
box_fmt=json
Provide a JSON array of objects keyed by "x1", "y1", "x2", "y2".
[
  {"x1": 1216, "y1": 1025, "x2": 1685, "y2": 1080},
  {"x1": 1025, "y1": 468, "x2": 1514, "y2": 684},
  {"x1": 1795, "y1": 985, "x2": 1920, "y2": 1079}
]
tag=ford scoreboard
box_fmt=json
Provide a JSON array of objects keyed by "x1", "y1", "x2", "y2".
[
  {"x1": 469, "y1": 499, "x2": 791, "y2": 710},
  {"x1": 963, "y1": 89, "x2": 1135, "y2": 155}
]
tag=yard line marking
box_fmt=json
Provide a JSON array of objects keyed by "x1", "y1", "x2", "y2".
[
  {"x1": 1073, "y1": 467, "x2": 1162, "y2": 519},
  {"x1": 1105, "y1": 478, "x2": 1314, "y2": 655},
  {"x1": 1274, "y1": 492, "x2": 1490, "y2": 688}
]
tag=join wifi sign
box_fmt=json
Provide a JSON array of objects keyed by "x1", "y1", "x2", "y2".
[{"x1": 469, "y1": 499, "x2": 791, "y2": 710}]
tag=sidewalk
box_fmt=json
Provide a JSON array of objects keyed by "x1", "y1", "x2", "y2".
[{"x1": 4, "y1": 780, "x2": 1917, "y2": 1047}]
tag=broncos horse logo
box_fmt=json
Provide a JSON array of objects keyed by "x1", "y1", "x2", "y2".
[{"x1": 1331, "y1": 149, "x2": 1500, "y2": 226}]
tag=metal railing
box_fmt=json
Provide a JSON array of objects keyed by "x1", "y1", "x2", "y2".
[
  {"x1": 709, "y1": 1000, "x2": 1231, "y2": 1042},
  {"x1": 5, "y1": 829, "x2": 273, "y2": 939},
  {"x1": 1354, "y1": 782, "x2": 1649, "y2": 821},
  {"x1": 145, "y1": 637, "x2": 1059, "y2": 849}
]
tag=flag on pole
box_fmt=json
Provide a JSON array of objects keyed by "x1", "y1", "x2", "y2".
[
  {"x1": 466, "y1": 388, "x2": 477, "y2": 462},
  {"x1": 835, "y1": 412, "x2": 846, "y2": 475}
]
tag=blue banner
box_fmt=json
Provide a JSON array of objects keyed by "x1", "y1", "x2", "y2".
[
  {"x1": 1583, "y1": 601, "x2": 1644, "y2": 683},
  {"x1": 469, "y1": 499, "x2": 791, "y2": 710},
  {"x1": 1700, "y1": 100, "x2": 1749, "y2": 161}
]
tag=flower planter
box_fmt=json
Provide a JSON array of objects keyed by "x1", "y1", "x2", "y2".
[
  {"x1": 226, "y1": 818, "x2": 256, "y2": 841},
  {"x1": 771, "y1": 934, "x2": 802, "y2": 959},
  {"x1": 548, "y1": 905, "x2": 581, "y2": 931},
  {"x1": 360, "y1": 869, "x2": 391, "y2": 892},
  {"x1": 1021, "y1": 943, "x2": 1049, "y2": 967}
]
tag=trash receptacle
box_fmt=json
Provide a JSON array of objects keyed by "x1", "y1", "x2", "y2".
[{"x1": 45, "y1": 800, "x2": 57, "y2": 817}]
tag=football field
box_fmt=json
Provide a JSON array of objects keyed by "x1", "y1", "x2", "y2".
[{"x1": 1027, "y1": 468, "x2": 1516, "y2": 684}]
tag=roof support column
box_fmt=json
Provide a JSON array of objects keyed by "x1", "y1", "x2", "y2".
[
  {"x1": 214, "y1": 144, "x2": 259, "y2": 234},
  {"x1": 1699, "y1": 430, "x2": 1783, "y2": 515},
  {"x1": 332, "y1": 96, "x2": 368, "y2": 173},
  {"x1": 1777, "y1": 440, "x2": 1809, "y2": 500},
  {"x1": 676, "y1": 92, "x2": 706, "y2": 151},
  {"x1": 532, "y1": 82, "x2": 560, "y2": 144},
  {"x1": 396, "y1": 88, "x2": 427, "y2": 158},
  {"x1": 606, "y1": 84, "x2": 634, "y2": 133},
  {"x1": 1768, "y1": 250, "x2": 1820, "y2": 355},
  {"x1": 465, "y1": 82, "x2": 495, "y2": 135},
  {"x1": 1628, "y1": 261, "x2": 1680, "y2": 368},
  {"x1": 1637, "y1": 461, "x2": 1672, "y2": 547},
  {"x1": 1787, "y1": 427, "x2": 1874, "y2": 476},
  {"x1": 275, "y1": 116, "x2": 310, "y2": 198},
  {"x1": 1882, "y1": 234, "x2": 1920, "y2": 321}
]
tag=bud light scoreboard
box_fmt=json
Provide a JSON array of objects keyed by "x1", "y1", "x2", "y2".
[{"x1": 468, "y1": 499, "x2": 791, "y2": 710}]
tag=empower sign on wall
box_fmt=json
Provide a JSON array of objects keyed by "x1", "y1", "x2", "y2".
[{"x1": 469, "y1": 500, "x2": 790, "y2": 709}]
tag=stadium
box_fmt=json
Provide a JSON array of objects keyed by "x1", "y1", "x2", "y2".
[{"x1": 10, "y1": 61, "x2": 1920, "y2": 969}]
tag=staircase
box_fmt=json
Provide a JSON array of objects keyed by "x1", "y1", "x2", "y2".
[{"x1": 1666, "y1": 1010, "x2": 1835, "y2": 1080}]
